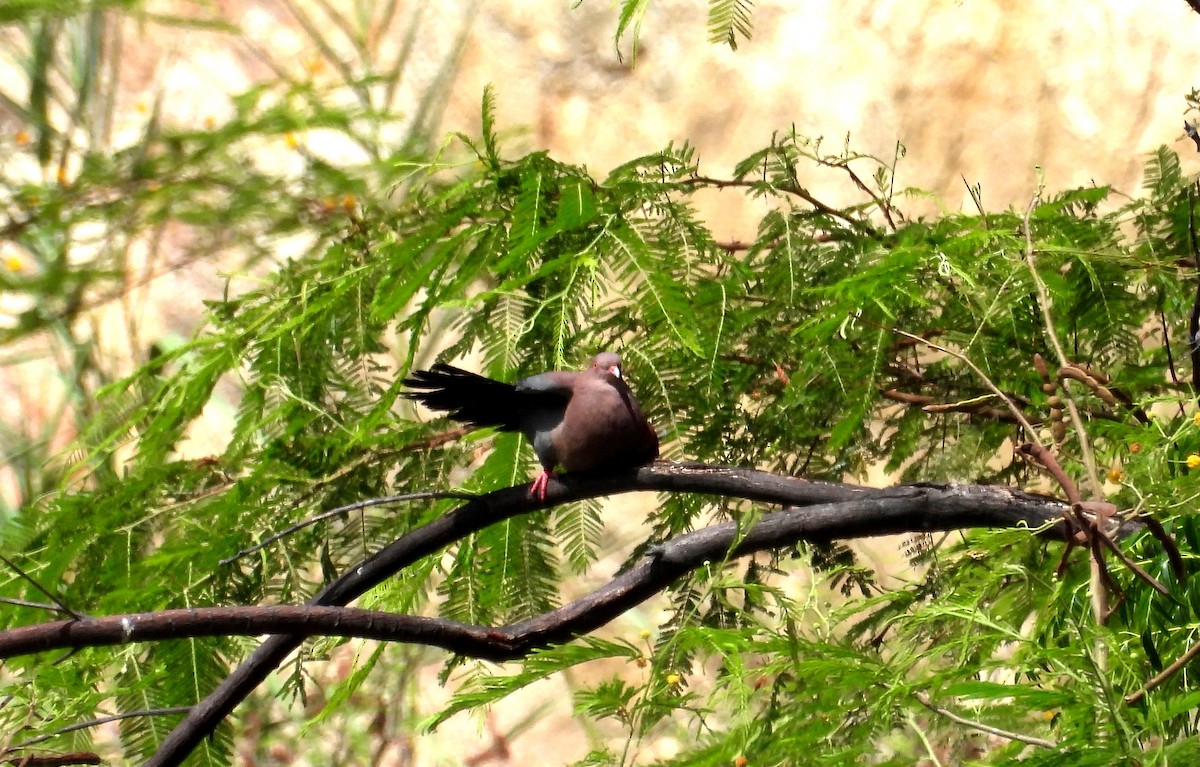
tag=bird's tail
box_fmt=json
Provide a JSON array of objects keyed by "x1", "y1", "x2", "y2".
[{"x1": 402, "y1": 364, "x2": 526, "y2": 431}]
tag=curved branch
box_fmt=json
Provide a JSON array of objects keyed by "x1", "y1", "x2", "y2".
[
  {"x1": 1, "y1": 486, "x2": 1090, "y2": 664},
  {"x1": 145, "y1": 461, "x2": 1099, "y2": 767}
]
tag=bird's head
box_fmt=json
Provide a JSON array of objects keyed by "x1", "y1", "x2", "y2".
[{"x1": 590, "y1": 351, "x2": 623, "y2": 379}]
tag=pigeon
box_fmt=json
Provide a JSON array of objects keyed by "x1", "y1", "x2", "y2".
[{"x1": 403, "y1": 352, "x2": 659, "y2": 499}]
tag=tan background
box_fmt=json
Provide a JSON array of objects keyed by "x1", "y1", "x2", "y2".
[{"x1": 91, "y1": 0, "x2": 1200, "y2": 343}]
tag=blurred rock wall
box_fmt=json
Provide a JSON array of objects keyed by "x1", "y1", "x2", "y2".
[
  {"x1": 438, "y1": 0, "x2": 1200, "y2": 220},
  {"x1": 97, "y1": 0, "x2": 1200, "y2": 240}
]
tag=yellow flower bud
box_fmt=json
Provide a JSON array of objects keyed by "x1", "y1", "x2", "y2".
[{"x1": 1187, "y1": 454, "x2": 1200, "y2": 470}]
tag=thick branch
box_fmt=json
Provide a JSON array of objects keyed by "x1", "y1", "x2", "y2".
[
  {"x1": 1, "y1": 486, "x2": 1090, "y2": 664},
  {"x1": 146, "y1": 461, "x2": 1107, "y2": 767}
]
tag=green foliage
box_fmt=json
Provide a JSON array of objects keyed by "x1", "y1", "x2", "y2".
[
  {"x1": 707, "y1": 0, "x2": 754, "y2": 50},
  {"x1": 0, "y1": 0, "x2": 466, "y2": 762},
  {"x1": 4, "y1": 6, "x2": 1200, "y2": 763},
  {"x1": 616, "y1": 0, "x2": 755, "y2": 54}
]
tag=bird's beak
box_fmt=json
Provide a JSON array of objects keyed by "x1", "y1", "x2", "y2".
[{"x1": 609, "y1": 365, "x2": 622, "y2": 379}]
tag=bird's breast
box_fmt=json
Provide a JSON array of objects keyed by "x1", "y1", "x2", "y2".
[{"x1": 553, "y1": 383, "x2": 656, "y2": 472}]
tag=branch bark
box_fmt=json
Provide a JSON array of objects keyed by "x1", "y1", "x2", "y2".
[{"x1": 125, "y1": 460, "x2": 1107, "y2": 766}]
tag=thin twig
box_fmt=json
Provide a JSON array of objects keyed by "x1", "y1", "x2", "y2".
[
  {"x1": 1188, "y1": 181, "x2": 1200, "y2": 402},
  {"x1": 962, "y1": 175, "x2": 988, "y2": 227},
  {"x1": 1125, "y1": 631, "x2": 1200, "y2": 705},
  {"x1": 2, "y1": 751, "x2": 100, "y2": 765},
  {"x1": 686, "y1": 175, "x2": 875, "y2": 235},
  {"x1": 1022, "y1": 193, "x2": 1111, "y2": 631},
  {"x1": 1158, "y1": 308, "x2": 1187, "y2": 420},
  {"x1": 0, "y1": 598, "x2": 68, "y2": 613},
  {"x1": 6, "y1": 707, "x2": 192, "y2": 750},
  {"x1": 820, "y1": 157, "x2": 900, "y2": 231},
  {"x1": 905, "y1": 712, "x2": 944, "y2": 767},
  {"x1": 218, "y1": 491, "x2": 478, "y2": 566},
  {"x1": 914, "y1": 692, "x2": 1056, "y2": 749},
  {"x1": 1022, "y1": 196, "x2": 1102, "y2": 497},
  {"x1": 0, "y1": 555, "x2": 82, "y2": 620},
  {"x1": 889, "y1": 330, "x2": 1038, "y2": 437}
]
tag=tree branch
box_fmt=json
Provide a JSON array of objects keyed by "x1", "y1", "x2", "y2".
[
  {"x1": 0, "y1": 486, "x2": 1096, "y2": 664},
  {"x1": 914, "y1": 692, "x2": 1056, "y2": 749},
  {"x1": 143, "y1": 460, "x2": 1121, "y2": 767}
]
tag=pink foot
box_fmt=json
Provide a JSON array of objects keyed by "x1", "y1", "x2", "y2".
[{"x1": 529, "y1": 470, "x2": 556, "y2": 501}]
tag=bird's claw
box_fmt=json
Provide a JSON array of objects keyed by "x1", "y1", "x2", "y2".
[{"x1": 529, "y1": 471, "x2": 555, "y2": 502}]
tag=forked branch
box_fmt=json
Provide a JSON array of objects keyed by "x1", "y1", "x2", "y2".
[{"x1": 92, "y1": 460, "x2": 1109, "y2": 766}]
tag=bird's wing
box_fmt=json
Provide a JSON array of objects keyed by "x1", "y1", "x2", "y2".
[{"x1": 403, "y1": 364, "x2": 568, "y2": 433}]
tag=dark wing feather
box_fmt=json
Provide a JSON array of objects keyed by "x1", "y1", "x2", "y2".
[{"x1": 402, "y1": 364, "x2": 568, "y2": 433}]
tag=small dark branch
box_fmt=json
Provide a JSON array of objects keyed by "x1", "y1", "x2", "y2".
[
  {"x1": 881, "y1": 389, "x2": 934, "y2": 406},
  {"x1": 885, "y1": 364, "x2": 927, "y2": 385},
  {"x1": 1160, "y1": 307, "x2": 1182, "y2": 387},
  {"x1": 2, "y1": 753, "x2": 100, "y2": 766},
  {"x1": 892, "y1": 329, "x2": 944, "y2": 350},
  {"x1": 1054, "y1": 542, "x2": 1077, "y2": 578},
  {"x1": 1091, "y1": 517, "x2": 1171, "y2": 597},
  {"x1": 714, "y1": 237, "x2": 833, "y2": 252},
  {"x1": 404, "y1": 426, "x2": 473, "y2": 452},
  {"x1": 1126, "y1": 631, "x2": 1200, "y2": 704},
  {"x1": 714, "y1": 240, "x2": 754, "y2": 252},
  {"x1": 1158, "y1": 308, "x2": 1188, "y2": 420},
  {"x1": 1185, "y1": 1, "x2": 1200, "y2": 19},
  {"x1": 1137, "y1": 512, "x2": 1186, "y2": 581},
  {"x1": 148, "y1": 461, "x2": 1096, "y2": 767},
  {"x1": 218, "y1": 491, "x2": 479, "y2": 566},
  {"x1": 1189, "y1": 181, "x2": 1200, "y2": 401},
  {"x1": 1016, "y1": 444, "x2": 1171, "y2": 598},
  {"x1": 1016, "y1": 443, "x2": 1082, "y2": 507},
  {"x1": 819, "y1": 157, "x2": 901, "y2": 231},
  {"x1": 721, "y1": 352, "x2": 764, "y2": 366},
  {"x1": 0, "y1": 555, "x2": 83, "y2": 620},
  {"x1": 942, "y1": 405, "x2": 1022, "y2": 422},
  {"x1": 0, "y1": 598, "x2": 70, "y2": 613},
  {"x1": 962, "y1": 176, "x2": 988, "y2": 227},
  {"x1": 685, "y1": 175, "x2": 876, "y2": 236}
]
